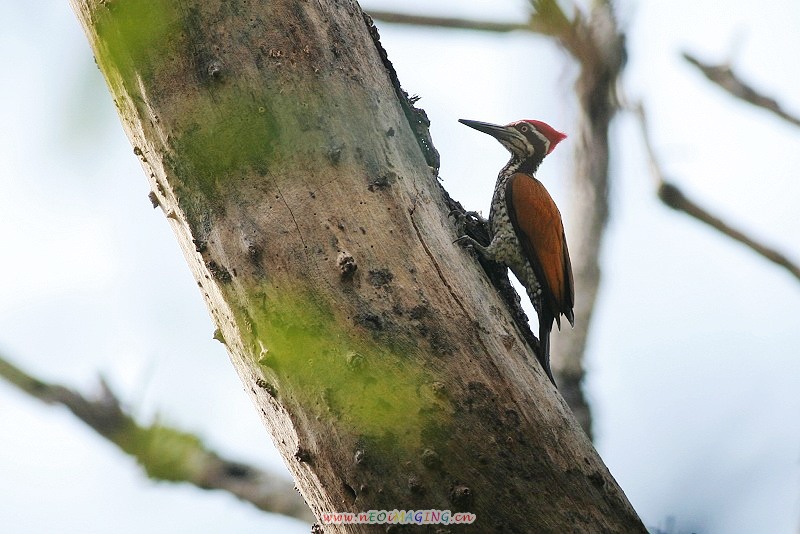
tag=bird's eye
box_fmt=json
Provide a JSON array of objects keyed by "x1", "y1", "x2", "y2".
[{"x1": 520, "y1": 125, "x2": 528, "y2": 132}]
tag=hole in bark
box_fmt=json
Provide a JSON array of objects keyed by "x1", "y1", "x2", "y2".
[{"x1": 343, "y1": 481, "x2": 357, "y2": 501}]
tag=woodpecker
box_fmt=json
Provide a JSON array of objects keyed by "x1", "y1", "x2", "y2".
[{"x1": 455, "y1": 118, "x2": 574, "y2": 386}]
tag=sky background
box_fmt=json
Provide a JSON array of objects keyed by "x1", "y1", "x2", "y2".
[{"x1": 1, "y1": 1, "x2": 799, "y2": 532}]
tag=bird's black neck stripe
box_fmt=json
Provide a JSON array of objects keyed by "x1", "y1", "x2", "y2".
[{"x1": 502, "y1": 153, "x2": 544, "y2": 177}]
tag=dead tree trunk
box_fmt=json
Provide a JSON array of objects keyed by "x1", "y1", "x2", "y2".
[{"x1": 69, "y1": 0, "x2": 645, "y2": 531}]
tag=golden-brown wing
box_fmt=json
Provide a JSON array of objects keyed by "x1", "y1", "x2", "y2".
[{"x1": 507, "y1": 173, "x2": 574, "y2": 327}]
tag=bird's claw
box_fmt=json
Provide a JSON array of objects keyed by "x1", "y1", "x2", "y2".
[
  {"x1": 453, "y1": 235, "x2": 475, "y2": 248},
  {"x1": 464, "y1": 210, "x2": 484, "y2": 221},
  {"x1": 448, "y1": 209, "x2": 485, "y2": 223}
]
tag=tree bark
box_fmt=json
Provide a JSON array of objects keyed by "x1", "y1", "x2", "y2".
[{"x1": 69, "y1": 0, "x2": 645, "y2": 531}]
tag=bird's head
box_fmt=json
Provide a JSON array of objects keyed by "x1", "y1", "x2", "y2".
[{"x1": 459, "y1": 118, "x2": 566, "y2": 174}]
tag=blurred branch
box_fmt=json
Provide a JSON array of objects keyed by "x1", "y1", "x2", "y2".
[
  {"x1": 634, "y1": 103, "x2": 800, "y2": 282},
  {"x1": 529, "y1": 0, "x2": 625, "y2": 439},
  {"x1": 0, "y1": 352, "x2": 313, "y2": 523},
  {"x1": 367, "y1": 10, "x2": 528, "y2": 33},
  {"x1": 683, "y1": 52, "x2": 800, "y2": 128}
]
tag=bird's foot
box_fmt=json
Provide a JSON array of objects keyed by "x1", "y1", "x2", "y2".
[
  {"x1": 454, "y1": 235, "x2": 490, "y2": 260},
  {"x1": 453, "y1": 234, "x2": 476, "y2": 247},
  {"x1": 449, "y1": 209, "x2": 485, "y2": 223},
  {"x1": 464, "y1": 210, "x2": 485, "y2": 222}
]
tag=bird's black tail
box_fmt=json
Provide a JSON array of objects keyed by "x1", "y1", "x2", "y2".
[{"x1": 537, "y1": 316, "x2": 557, "y2": 387}]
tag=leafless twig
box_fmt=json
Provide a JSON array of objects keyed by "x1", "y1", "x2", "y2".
[
  {"x1": 0, "y1": 353, "x2": 313, "y2": 523},
  {"x1": 683, "y1": 52, "x2": 800, "y2": 128},
  {"x1": 634, "y1": 103, "x2": 800, "y2": 282}
]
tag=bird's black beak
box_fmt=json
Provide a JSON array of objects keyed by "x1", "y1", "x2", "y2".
[{"x1": 459, "y1": 119, "x2": 515, "y2": 143}]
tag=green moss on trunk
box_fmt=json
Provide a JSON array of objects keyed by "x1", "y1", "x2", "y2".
[{"x1": 237, "y1": 285, "x2": 450, "y2": 453}]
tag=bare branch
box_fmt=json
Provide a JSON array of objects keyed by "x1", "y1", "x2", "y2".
[
  {"x1": 634, "y1": 103, "x2": 800, "y2": 282},
  {"x1": 529, "y1": 0, "x2": 578, "y2": 42},
  {"x1": 683, "y1": 52, "x2": 800, "y2": 128},
  {"x1": 530, "y1": 0, "x2": 626, "y2": 439},
  {"x1": 366, "y1": 10, "x2": 529, "y2": 33},
  {"x1": 0, "y1": 353, "x2": 313, "y2": 523}
]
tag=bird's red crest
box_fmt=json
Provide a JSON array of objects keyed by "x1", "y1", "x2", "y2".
[{"x1": 518, "y1": 120, "x2": 567, "y2": 154}]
